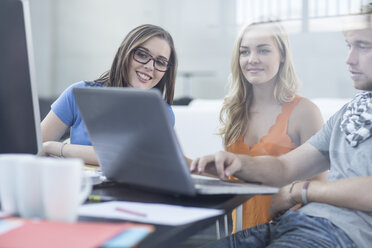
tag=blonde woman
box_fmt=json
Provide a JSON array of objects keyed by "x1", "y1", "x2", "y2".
[
  {"x1": 41, "y1": 24, "x2": 178, "y2": 165},
  {"x1": 219, "y1": 21, "x2": 325, "y2": 231}
]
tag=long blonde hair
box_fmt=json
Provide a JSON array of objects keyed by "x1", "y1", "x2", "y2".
[
  {"x1": 95, "y1": 24, "x2": 177, "y2": 104},
  {"x1": 220, "y1": 21, "x2": 299, "y2": 149}
]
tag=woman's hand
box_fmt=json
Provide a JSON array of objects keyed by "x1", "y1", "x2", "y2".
[{"x1": 40, "y1": 141, "x2": 62, "y2": 157}]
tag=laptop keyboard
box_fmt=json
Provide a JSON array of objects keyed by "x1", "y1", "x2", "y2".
[{"x1": 192, "y1": 175, "x2": 248, "y2": 187}]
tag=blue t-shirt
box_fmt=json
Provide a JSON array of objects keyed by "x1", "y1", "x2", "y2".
[{"x1": 51, "y1": 81, "x2": 175, "y2": 145}]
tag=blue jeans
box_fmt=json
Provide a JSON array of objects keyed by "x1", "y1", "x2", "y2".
[{"x1": 203, "y1": 211, "x2": 356, "y2": 248}]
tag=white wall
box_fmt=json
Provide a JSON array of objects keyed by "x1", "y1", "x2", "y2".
[
  {"x1": 29, "y1": 0, "x2": 53, "y2": 98},
  {"x1": 161, "y1": 0, "x2": 237, "y2": 99},
  {"x1": 28, "y1": 0, "x2": 358, "y2": 100},
  {"x1": 290, "y1": 31, "x2": 358, "y2": 98}
]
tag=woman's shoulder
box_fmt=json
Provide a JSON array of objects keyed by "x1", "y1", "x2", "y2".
[
  {"x1": 69, "y1": 81, "x2": 105, "y2": 88},
  {"x1": 283, "y1": 96, "x2": 320, "y2": 117},
  {"x1": 84, "y1": 81, "x2": 105, "y2": 87},
  {"x1": 287, "y1": 96, "x2": 324, "y2": 144},
  {"x1": 59, "y1": 81, "x2": 104, "y2": 99},
  {"x1": 293, "y1": 96, "x2": 321, "y2": 114},
  {"x1": 63, "y1": 81, "x2": 88, "y2": 92},
  {"x1": 291, "y1": 96, "x2": 323, "y2": 126}
]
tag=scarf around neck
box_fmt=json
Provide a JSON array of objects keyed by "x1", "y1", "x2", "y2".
[{"x1": 340, "y1": 91, "x2": 372, "y2": 147}]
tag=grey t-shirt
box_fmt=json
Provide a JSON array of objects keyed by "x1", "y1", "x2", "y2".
[{"x1": 299, "y1": 104, "x2": 372, "y2": 248}]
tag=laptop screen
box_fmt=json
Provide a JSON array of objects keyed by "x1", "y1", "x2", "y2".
[{"x1": 0, "y1": 0, "x2": 42, "y2": 154}]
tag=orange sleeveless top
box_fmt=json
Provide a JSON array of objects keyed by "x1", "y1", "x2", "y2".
[{"x1": 229, "y1": 95, "x2": 301, "y2": 232}]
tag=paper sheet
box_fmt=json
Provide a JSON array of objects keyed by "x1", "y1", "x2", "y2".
[{"x1": 79, "y1": 201, "x2": 223, "y2": 226}]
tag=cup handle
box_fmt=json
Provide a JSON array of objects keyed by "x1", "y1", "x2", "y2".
[{"x1": 79, "y1": 175, "x2": 92, "y2": 204}]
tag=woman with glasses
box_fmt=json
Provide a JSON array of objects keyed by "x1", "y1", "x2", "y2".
[
  {"x1": 41, "y1": 24, "x2": 177, "y2": 165},
  {"x1": 217, "y1": 21, "x2": 326, "y2": 231}
]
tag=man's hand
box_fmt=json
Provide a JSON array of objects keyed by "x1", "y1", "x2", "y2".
[
  {"x1": 270, "y1": 182, "x2": 302, "y2": 219},
  {"x1": 190, "y1": 151, "x2": 243, "y2": 179}
]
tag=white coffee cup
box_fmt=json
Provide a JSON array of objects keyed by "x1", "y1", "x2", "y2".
[
  {"x1": 40, "y1": 157, "x2": 92, "y2": 222},
  {"x1": 15, "y1": 155, "x2": 44, "y2": 218},
  {"x1": 0, "y1": 154, "x2": 36, "y2": 215}
]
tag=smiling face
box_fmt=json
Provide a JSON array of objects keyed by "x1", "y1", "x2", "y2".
[
  {"x1": 345, "y1": 28, "x2": 372, "y2": 92},
  {"x1": 128, "y1": 36, "x2": 171, "y2": 89},
  {"x1": 239, "y1": 28, "x2": 283, "y2": 86}
]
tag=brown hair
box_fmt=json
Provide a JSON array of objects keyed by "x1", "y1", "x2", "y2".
[{"x1": 95, "y1": 24, "x2": 177, "y2": 104}]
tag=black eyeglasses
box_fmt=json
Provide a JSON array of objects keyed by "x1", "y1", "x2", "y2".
[{"x1": 132, "y1": 48, "x2": 171, "y2": 72}]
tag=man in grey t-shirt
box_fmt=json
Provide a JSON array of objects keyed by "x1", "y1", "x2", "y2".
[{"x1": 192, "y1": 5, "x2": 372, "y2": 248}]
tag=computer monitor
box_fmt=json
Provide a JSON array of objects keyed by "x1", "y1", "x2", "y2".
[{"x1": 0, "y1": 0, "x2": 42, "y2": 154}]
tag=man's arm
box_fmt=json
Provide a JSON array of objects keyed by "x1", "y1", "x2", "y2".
[
  {"x1": 270, "y1": 176, "x2": 372, "y2": 219},
  {"x1": 298, "y1": 177, "x2": 372, "y2": 211},
  {"x1": 191, "y1": 143, "x2": 329, "y2": 187}
]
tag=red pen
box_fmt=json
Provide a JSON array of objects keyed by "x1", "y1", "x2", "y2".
[{"x1": 115, "y1": 207, "x2": 147, "y2": 218}]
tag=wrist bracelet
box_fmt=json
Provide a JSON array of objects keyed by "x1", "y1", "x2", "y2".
[
  {"x1": 301, "y1": 181, "x2": 311, "y2": 204},
  {"x1": 289, "y1": 180, "x2": 300, "y2": 193},
  {"x1": 60, "y1": 142, "x2": 67, "y2": 158}
]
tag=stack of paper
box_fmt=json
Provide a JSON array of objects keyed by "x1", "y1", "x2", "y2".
[{"x1": 79, "y1": 201, "x2": 224, "y2": 226}]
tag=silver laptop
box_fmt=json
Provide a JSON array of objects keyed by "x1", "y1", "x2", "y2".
[{"x1": 73, "y1": 87, "x2": 278, "y2": 196}]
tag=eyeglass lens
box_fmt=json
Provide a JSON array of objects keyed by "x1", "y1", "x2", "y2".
[{"x1": 133, "y1": 49, "x2": 169, "y2": 72}]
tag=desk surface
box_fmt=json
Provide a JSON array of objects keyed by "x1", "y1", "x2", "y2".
[{"x1": 80, "y1": 182, "x2": 253, "y2": 248}]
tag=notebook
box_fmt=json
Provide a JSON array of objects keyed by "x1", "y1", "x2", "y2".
[
  {"x1": 73, "y1": 87, "x2": 278, "y2": 196},
  {"x1": 0, "y1": 218, "x2": 154, "y2": 248}
]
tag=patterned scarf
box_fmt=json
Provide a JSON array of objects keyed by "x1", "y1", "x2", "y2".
[{"x1": 340, "y1": 92, "x2": 372, "y2": 147}]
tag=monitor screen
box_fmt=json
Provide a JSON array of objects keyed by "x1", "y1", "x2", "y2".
[{"x1": 0, "y1": 0, "x2": 42, "y2": 154}]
